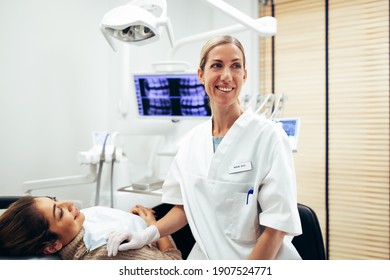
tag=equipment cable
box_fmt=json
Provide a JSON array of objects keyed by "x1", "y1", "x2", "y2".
[{"x1": 95, "y1": 133, "x2": 110, "y2": 206}]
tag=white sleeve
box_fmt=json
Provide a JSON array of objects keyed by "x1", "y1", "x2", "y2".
[
  {"x1": 161, "y1": 156, "x2": 183, "y2": 205},
  {"x1": 258, "y1": 131, "x2": 302, "y2": 236}
]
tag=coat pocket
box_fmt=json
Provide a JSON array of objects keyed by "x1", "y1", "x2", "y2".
[{"x1": 214, "y1": 183, "x2": 260, "y2": 243}]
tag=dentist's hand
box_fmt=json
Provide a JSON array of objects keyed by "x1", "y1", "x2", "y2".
[{"x1": 106, "y1": 225, "x2": 160, "y2": 257}]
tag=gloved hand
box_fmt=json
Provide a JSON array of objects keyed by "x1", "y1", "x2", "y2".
[{"x1": 106, "y1": 225, "x2": 160, "y2": 257}]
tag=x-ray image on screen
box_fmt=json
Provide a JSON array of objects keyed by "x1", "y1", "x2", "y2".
[{"x1": 133, "y1": 73, "x2": 211, "y2": 118}]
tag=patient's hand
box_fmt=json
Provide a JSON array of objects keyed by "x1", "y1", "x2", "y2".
[
  {"x1": 130, "y1": 205, "x2": 177, "y2": 253},
  {"x1": 131, "y1": 205, "x2": 157, "y2": 226}
]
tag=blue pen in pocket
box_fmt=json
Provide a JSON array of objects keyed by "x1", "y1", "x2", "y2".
[{"x1": 246, "y1": 187, "x2": 254, "y2": 205}]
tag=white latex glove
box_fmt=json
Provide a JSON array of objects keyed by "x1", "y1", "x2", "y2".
[{"x1": 106, "y1": 225, "x2": 160, "y2": 257}]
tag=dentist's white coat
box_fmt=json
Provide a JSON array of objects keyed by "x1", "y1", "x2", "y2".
[{"x1": 162, "y1": 108, "x2": 302, "y2": 259}]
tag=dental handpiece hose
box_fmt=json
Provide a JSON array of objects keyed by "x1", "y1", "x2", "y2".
[{"x1": 95, "y1": 133, "x2": 110, "y2": 206}]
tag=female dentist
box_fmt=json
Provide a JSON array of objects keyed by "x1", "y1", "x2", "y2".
[{"x1": 107, "y1": 35, "x2": 302, "y2": 260}]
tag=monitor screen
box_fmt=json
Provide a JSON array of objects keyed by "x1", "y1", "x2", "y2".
[
  {"x1": 273, "y1": 117, "x2": 300, "y2": 152},
  {"x1": 133, "y1": 73, "x2": 211, "y2": 118}
]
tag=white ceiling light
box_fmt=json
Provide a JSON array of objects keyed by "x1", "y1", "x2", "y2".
[{"x1": 100, "y1": 0, "x2": 174, "y2": 51}]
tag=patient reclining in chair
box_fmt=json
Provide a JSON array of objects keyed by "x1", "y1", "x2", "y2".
[{"x1": 0, "y1": 196, "x2": 181, "y2": 260}]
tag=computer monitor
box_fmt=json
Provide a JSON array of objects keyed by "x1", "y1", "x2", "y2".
[
  {"x1": 132, "y1": 72, "x2": 211, "y2": 119},
  {"x1": 273, "y1": 117, "x2": 300, "y2": 152}
]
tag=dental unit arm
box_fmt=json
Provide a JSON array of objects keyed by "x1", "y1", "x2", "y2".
[
  {"x1": 21, "y1": 132, "x2": 126, "y2": 208},
  {"x1": 21, "y1": 164, "x2": 98, "y2": 195},
  {"x1": 21, "y1": 124, "x2": 176, "y2": 206}
]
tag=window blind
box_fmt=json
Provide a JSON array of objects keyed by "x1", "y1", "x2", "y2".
[
  {"x1": 260, "y1": 0, "x2": 390, "y2": 259},
  {"x1": 259, "y1": 0, "x2": 327, "y2": 253},
  {"x1": 328, "y1": 0, "x2": 389, "y2": 260}
]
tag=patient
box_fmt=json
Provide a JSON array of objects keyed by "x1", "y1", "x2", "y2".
[{"x1": 0, "y1": 196, "x2": 181, "y2": 260}]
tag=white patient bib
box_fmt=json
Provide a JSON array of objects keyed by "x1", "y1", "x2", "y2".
[{"x1": 81, "y1": 206, "x2": 147, "y2": 251}]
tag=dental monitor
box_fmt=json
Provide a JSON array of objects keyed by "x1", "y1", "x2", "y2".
[
  {"x1": 132, "y1": 72, "x2": 211, "y2": 119},
  {"x1": 273, "y1": 117, "x2": 300, "y2": 152}
]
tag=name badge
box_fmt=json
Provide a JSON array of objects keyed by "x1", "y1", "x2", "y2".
[{"x1": 229, "y1": 161, "x2": 252, "y2": 174}]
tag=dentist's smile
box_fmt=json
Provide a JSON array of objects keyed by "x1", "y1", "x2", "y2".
[{"x1": 216, "y1": 86, "x2": 234, "y2": 92}]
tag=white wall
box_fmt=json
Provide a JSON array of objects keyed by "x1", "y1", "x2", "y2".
[
  {"x1": 0, "y1": 0, "x2": 259, "y2": 208},
  {"x1": 0, "y1": 0, "x2": 127, "y2": 204}
]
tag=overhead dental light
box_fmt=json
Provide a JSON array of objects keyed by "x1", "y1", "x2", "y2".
[
  {"x1": 200, "y1": 0, "x2": 276, "y2": 37},
  {"x1": 101, "y1": 0, "x2": 276, "y2": 52},
  {"x1": 100, "y1": 0, "x2": 174, "y2": 51}
]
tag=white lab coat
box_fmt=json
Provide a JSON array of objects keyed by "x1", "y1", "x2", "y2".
[{"x1": 162, "y1": 108, "x2": 302, "y2": 260}]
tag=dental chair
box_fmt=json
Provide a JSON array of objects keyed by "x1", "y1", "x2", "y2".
[
  {"x1": 152, "y1": 203, "x2": 195, "y2": 259},
  {"x1": 292, "y1": 203, "x2": 326, "y2": 260},
  {"x1": 0, "y1": 196, "x2": 22, "y2": 209}
]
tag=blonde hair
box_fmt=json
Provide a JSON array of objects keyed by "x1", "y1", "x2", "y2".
[{"x1": 199, "y1": 35, "x2": 246, "y2": 71}]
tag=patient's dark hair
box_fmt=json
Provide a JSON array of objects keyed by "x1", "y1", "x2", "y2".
[{"x1": 0, "y1": 196, "x2": 58, "y2": 257}]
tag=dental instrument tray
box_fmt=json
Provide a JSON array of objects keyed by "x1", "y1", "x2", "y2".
[{"x1": 127, "y1": 178, "x2": 164, "y2": 191}]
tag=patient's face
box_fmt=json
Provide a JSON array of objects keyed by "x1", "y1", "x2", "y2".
[{"x1": 35, "y1": 197, "x2": 85, "y2": 247}]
